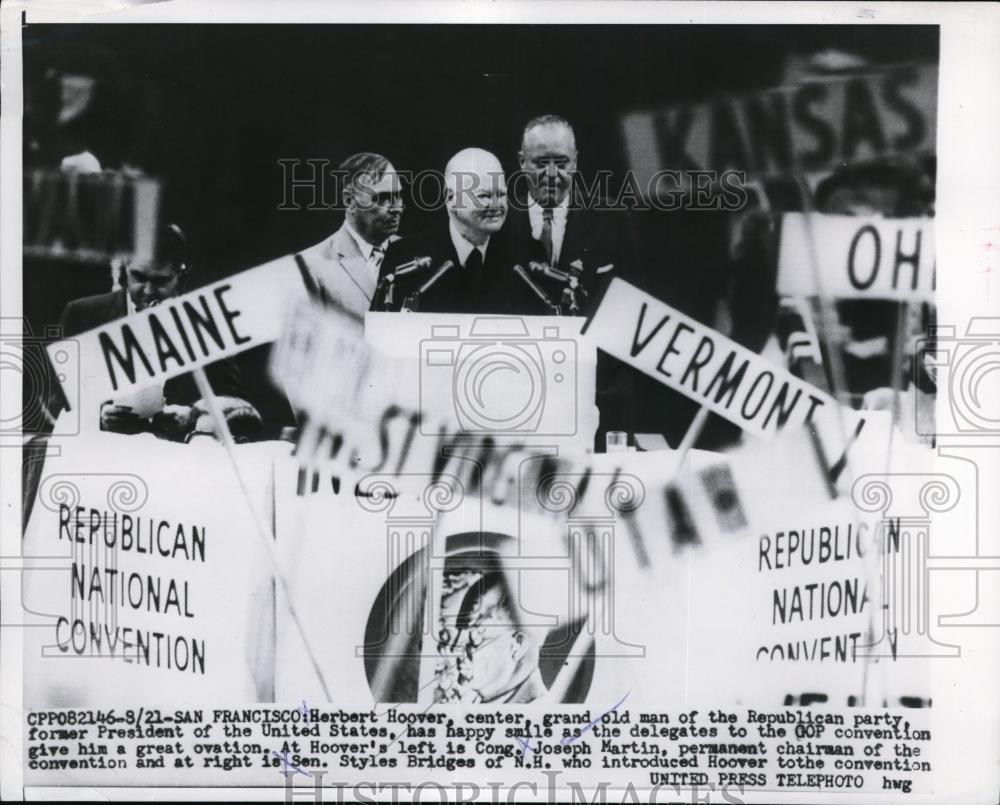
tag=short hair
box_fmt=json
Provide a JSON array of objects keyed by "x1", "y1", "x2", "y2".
[
  {"x1": 338, "y1": 152, "x2": 391, "y2": 202},
  {"x1": 116, "y1": 221, "x2": 189, "y2": 288},
  {"x1": 521, "y1": 114, "x2": 576, "y2": 149},
  {"x1": 157, "y1": 221, "x2": 189, "y2": 270}
]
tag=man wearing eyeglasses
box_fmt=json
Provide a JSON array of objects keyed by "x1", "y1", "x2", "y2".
[
  {"x1": 298, "y1": 152, "x2": 404, "y2": 317},
  {"x1": 452, "y1": 572, "x2": 548, "y2": 704},
  {"x1": 48, "y1": 222, "x2": 249, "y2": 439}
]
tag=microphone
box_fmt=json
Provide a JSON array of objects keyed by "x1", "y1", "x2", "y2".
[
  {"x1": 418, "y1": 260, "x2": 454, "y2": 294},
  {"x1": 527, "y1": 260, "x2": 571, "y2": 283},
  {"x1": 393, "y1": 256, "x2": 432, "y2": 277},
  {"x1": 513, "y1": 265, "x2": 561, "y2": 315}
]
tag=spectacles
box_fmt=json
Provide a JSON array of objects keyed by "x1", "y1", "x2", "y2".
[{"x1": 370, "y1": 191, "x2": 403, "y2": 208}]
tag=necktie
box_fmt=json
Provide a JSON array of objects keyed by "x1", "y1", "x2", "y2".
[
  {"x1": 464, "y1": 247, "x2": 484, "y2": 308},
  {"x1": 540, "y1": 207, "x2": 554, "y2": 265},
  {"x1": 465, "y1": 247, "x2": 483, "y2": 277},
  {"x1": 370, "y1": 245, "x2": 385, "y2": 271}
]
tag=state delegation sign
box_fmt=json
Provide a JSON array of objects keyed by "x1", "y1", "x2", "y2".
[
  {"x1": 621, "y1": 64, "x2": 937, "y2": 185},
  {"x1": 582, "y1": 279, "x2": 836, "y2": 439},
  {"x1": 778, "y1": 213, "x2": 935, "y2": 301},
  {"x1": 47, "y1": 256, "x2": 306, "y2": 403}
]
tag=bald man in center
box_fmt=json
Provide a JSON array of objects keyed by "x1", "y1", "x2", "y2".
[{"x1": 371, "y1": 148, "x2": 545, "y2": 314}]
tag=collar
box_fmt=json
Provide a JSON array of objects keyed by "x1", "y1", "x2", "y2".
[
  {"x1": 528, "y1": 195, "x2": 570, "y2": 224},
  {"x1": 448, "y1": 219, "x2": 489, "y2": 267},
  {"x1": 126, "y1": 290, "x2": 137, "y2": 316},
  {"x1": 344, "y1": 221, "x2": 387, "y2": 261}
]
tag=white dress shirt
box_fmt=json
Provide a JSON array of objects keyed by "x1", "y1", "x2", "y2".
[
  {"x1": 528, "y1": 196, "x2": 569, "y2": 265},
  {"x1": 344, "y1": 221, "x2": 389, "y2": 280},
  {"x1": 448, "y1": 219, "x2": 489, "y2": 267}
]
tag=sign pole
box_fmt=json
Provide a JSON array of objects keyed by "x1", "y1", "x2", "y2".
[
  {"x1": 792, "y1": 176, "x2": 887, "y2": 708},
  {"x1": 192, "y1": 367, "x2": 333, "y2": 701}
]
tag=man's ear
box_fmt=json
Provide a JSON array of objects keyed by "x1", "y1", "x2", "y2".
[
  {"x1": 517, "y1": 150, "x2": 526, "y2": 169},
  {"x1": 510, "y1": 630, "x2": 528, "y2": 661}
]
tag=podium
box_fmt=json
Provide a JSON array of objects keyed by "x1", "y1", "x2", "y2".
[{"x1": 365, "y1": 312, "x2": 598, "y2": 456}]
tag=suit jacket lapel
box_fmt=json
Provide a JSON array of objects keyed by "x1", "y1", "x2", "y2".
[
  {"x1": 559, "y1": 205, "x2": 586, "y2": 271},
  {"x1": 328, "y1": 224, "x2": 379, "y2": 306},
  {"x1": 333, "y1": 226, "x2": 368, "y2": 284}
]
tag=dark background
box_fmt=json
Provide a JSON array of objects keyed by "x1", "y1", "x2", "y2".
[{"x1": 22, "y1": 24, "x2": 939, "y2": 439}]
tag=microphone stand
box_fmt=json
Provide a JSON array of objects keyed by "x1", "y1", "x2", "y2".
[
  {"x1": 513, "y1": 265, "x2": 562, "y2": 315},
  {"x1": 374, "y1": 256, "x2": 432, "y2": 310},
  {"x1": 525, "y1": 260, "x2": 588, "y2": 315}
]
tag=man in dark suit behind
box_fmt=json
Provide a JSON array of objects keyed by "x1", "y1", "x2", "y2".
[
  {"x1": 24, "y1": 223, "x2": 252, "y2": 529},
  {"x1": 507, "y1": 114, "x2": 642, "y2": 314},
  {"x1": 372, "y1": 148, "x2": 547, "y2": 316},
  {"x1": 51, "y1": 223, "x2": 246, "y2": 438},
  {"x1": 507, "y1": 115, "x2": 644, "y2": 450}
]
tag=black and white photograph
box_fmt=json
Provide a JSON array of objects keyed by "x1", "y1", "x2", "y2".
[{"x1": 1, "y1": 2, "x2": 998, "y2": 803}]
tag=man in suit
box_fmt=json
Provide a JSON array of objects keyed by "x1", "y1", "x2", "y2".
[
  {"x1": 452, "y1": 572, "x2": 547, "y2": 704},
  {"x1": 298, "y1": 152, "x2": 404, "y2": 317},
  {"x1": 508, "y1": 115, "x2": 644, "y2": 449},
  {"x1": 372, "y1": 148, "x2": 542, "y2": 315},
  {"x1": 507, "y1": 114, "x2": 642, "y2": 315},
  {"x1": 52, "y1": 222, "x2": 249, "y2": 438}
]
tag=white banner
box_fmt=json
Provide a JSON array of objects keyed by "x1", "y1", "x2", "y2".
[
  {"x1": 778, "y1": 213, "x2": 935, "y2": 301},
  {"x1": 271, "y1": 300, "x2": 599, "y2": 456},
  {"x1": 21, "y1": 432, "x2": 277, "y2": 708},
  {"x1": 582, "y1": 278, "x2": 838, "y2": 439},
  {"x1": 622, "y1": 64, "x2": 937, "y2": 182},
  {"x1": 47, "y1": 255, "x2": 306, "y2": 403}
]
